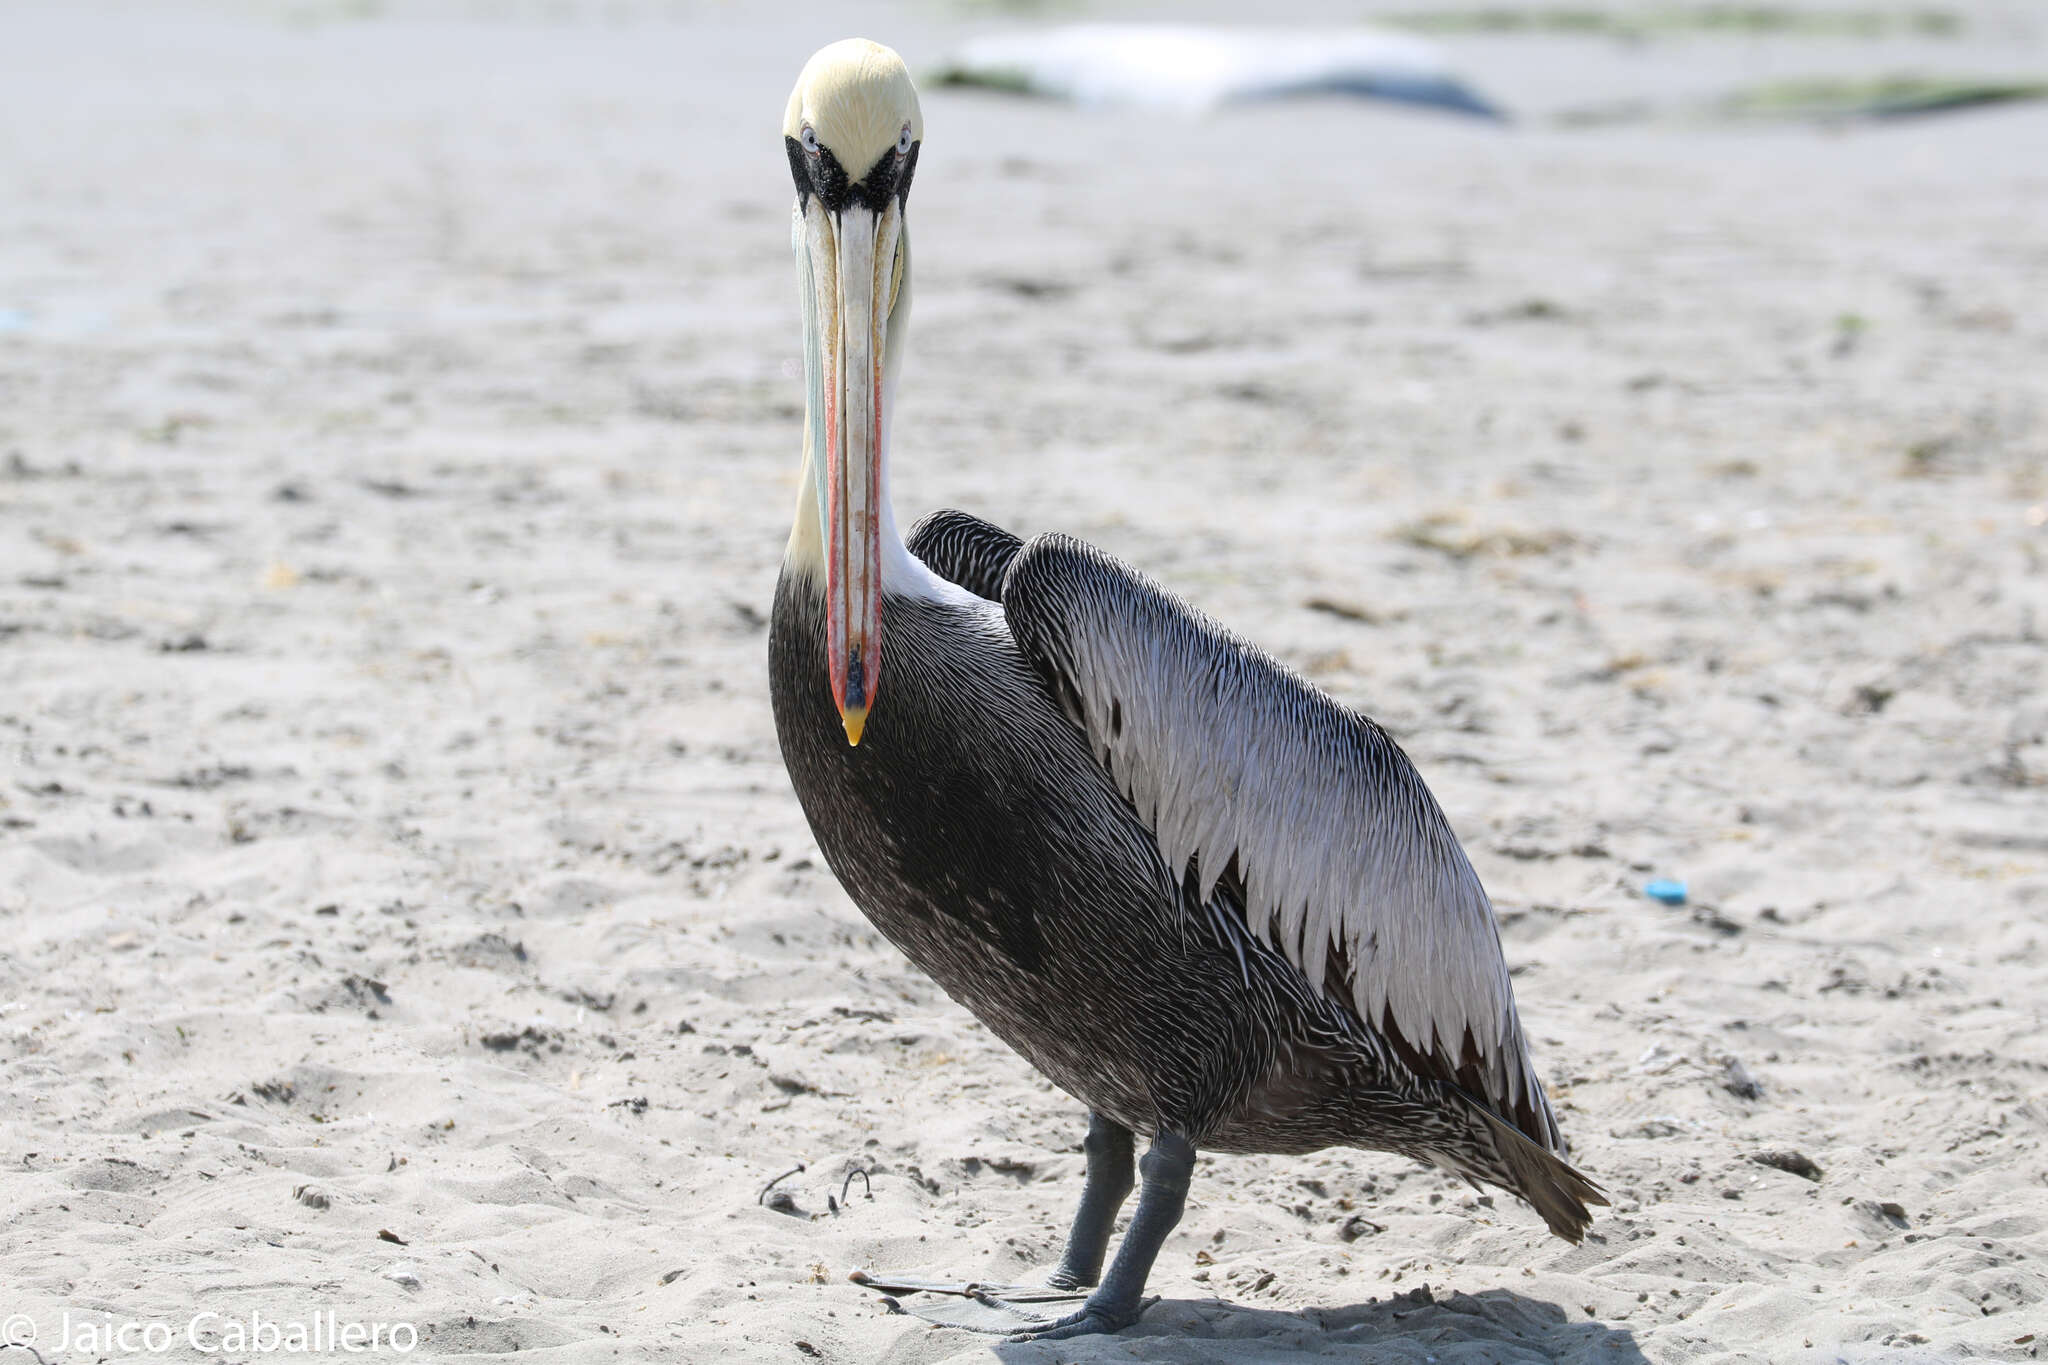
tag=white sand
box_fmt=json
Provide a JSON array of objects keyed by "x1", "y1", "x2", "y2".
[{"x1": 2, "y1": 3, "x2": 2045, "y2": 1361}]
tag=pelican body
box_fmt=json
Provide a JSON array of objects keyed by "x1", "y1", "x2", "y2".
[{"x1": 768, "y1": 40, "x2": 1601, "y2": 1340}]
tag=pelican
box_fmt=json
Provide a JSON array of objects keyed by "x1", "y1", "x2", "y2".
[{"x1": 768, "y1": 39, "x2": 1603, "y2": 1340}]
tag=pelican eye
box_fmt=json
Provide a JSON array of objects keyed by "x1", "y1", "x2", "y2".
[
  {"x1": 896, "y1": 126, "x2": 912, "y2": 157},
  {"x1": 800, "y1": 126, "x2": 820, "y2": 156}
]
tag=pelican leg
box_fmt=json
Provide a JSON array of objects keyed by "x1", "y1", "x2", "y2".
[
  {"x1": 1046, "y1": 1112, "x2": 1135, "y2": 1291},
  {"x1": 848, "y1": 1115, "x2": 1137, "y2": 1333},
  {"x1": 1013, "y1": 1129, "x2": 1194, "y2": 1341}
]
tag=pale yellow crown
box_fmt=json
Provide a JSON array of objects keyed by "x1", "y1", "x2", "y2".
[{"x1": 784, "y1": 39, "x2": 922, "y2": 176}]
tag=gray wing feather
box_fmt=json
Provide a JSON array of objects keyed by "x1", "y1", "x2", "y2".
[
  {"x1": 1003, "y1": 533, "x2": 1557, "y2": 1149},
  {"x1": 906, "y1": 509, "x2": 1022, "y2": 602}
]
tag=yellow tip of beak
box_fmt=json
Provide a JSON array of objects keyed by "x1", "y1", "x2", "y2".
[{"x1": 840, "y1": 706, "x2": 869, "y2": 747}]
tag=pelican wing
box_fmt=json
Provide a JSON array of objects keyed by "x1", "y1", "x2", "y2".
[
  {"x1": 1002, "y1": 532, "x2": 1559, "y2": 1149},
  {"x1": 906, "y1": 508, "x2": 1022, "y2": 601}
]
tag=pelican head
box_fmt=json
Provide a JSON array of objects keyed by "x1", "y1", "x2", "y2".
[{"x1": 785, "y1": 39, "x2": 922, "y2": 748}]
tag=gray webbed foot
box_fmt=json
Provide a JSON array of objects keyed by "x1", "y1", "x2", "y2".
[
  {"x1": 1006, "y1": 1295, "x2": 1158, "y2": 1341},
  {"x1": 848, "y1": 1272, "x2": 1086, "y2": 1333}
]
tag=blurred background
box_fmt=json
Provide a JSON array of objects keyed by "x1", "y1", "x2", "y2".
[{"x1": 2, "y1": 2, "x2": 2044, "y2": 1362}]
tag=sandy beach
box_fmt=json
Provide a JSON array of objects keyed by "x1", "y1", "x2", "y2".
[{"x1": 2, "y1": 2, "x2": 2045, "y2": 1360}]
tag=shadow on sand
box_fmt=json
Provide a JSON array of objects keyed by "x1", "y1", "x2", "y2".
[{"x1": 989, "y1": 1286, "x2": 1649, "y2": 1363}]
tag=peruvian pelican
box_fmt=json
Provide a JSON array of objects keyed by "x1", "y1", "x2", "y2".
[{"x1": 768, "y1": 39, "x2": 1603, "y2": 1340}]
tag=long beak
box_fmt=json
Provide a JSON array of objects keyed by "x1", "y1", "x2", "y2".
[{"x1": 800, "y1": 197, "x2": 900, "y2": 746}]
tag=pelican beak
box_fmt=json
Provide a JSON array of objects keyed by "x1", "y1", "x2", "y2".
[{"x1": 800, "y1": 196, "x2": 900, "y2": 747}]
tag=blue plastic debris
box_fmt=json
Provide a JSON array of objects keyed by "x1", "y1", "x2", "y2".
[{"x1": 1644, "y1": 878, "x2": 1688, "y2": 906}]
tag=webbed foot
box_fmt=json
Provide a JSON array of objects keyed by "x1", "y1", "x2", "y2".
[
  {"x1": 1006, "y1": 1295, "x2": 1157, "y2": 1341},
  {"x1": 848, "y1": 1271, "x2": 1087, "y2": 1333}
]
